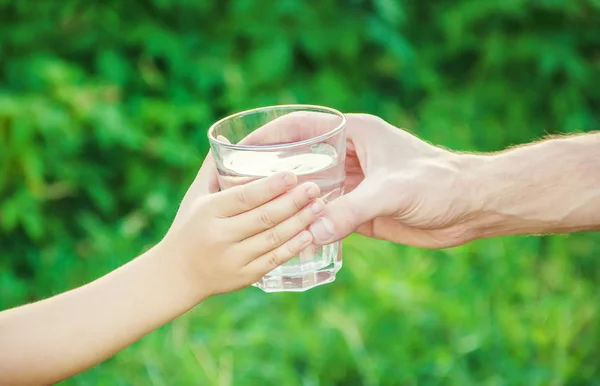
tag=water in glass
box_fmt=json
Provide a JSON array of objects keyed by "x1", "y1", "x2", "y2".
[{"x1": 215, "y1": 143, "x2": 344, "y2": 292}]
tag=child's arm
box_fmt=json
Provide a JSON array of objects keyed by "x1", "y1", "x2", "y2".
[{"x1": 0, "y1": 155, "x2": 323, "y2": 386}]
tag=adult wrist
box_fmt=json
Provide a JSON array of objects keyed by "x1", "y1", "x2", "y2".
[
  {"x1": 455, "y1": 151, "x2": 542, "y2": 240},
  {"x1": 451, "y1": 152, "x2": 506, "y2": 242}
]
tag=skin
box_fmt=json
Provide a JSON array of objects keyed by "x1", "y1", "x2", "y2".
[
  {"x1": 0, "y1": 154, "x2": 325, "y2": 386},
  {"x1": 3, "y1": 113, "x2": 596, "y2": 384},
  {"x1": 307, "y1": 114, "x2": 600, "y2": 248}
]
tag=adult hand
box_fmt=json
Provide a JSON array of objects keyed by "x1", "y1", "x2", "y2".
[
  {"x1": 222, "y1": 112, "x2": 478, "y2": 248},
  {"x1": 307, "y1": 114, "x2": 478, "y2": 249},
  {"x1": 309, "y1": 114, "x2": 600, "y2": 248},
  {"x1": 212, "y1": 111, "x2": 600, "y2": 249}
]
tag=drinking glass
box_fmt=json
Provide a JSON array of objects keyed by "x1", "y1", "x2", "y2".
[{"x1": 207, "y1": 105, "x2": 346, "y2": 292}]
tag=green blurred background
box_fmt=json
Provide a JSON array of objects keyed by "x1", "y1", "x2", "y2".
[{"x1": 1, "y1": 0, "x2": 599, "y2": 385}]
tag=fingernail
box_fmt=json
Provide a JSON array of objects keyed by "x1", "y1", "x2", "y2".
[
  {"x1": 310, "y1": 199, "x2": 324, "y2": 214},
  {"x1": 310, "y1": 217, "x2": 335, "y2": 242},
  {"x1": 282, "y1": 173, "x2": 295, "y2": 186},
  {"x1": 306, "y1": 184, "x2": 320, "y2": 199}
]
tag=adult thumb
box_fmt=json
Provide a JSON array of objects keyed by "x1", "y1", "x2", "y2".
[{"x1": 309, "y1": 181, "x2": 383, "y2": 245}]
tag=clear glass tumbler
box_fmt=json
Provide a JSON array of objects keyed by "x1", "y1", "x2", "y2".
[{"x1": 207, "y1": 105, "x2": 346, "y2": 292}]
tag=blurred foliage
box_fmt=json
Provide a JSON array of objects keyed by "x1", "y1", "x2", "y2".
[{"x1": 1, "y1": 0, "x2": 600, "y2": 385}]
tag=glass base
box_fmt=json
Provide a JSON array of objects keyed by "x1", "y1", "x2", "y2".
[{"x1": 253, "y1": 242, "x2": 342, "y2": 293}]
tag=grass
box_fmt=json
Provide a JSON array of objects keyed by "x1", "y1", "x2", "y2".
[
  {"x1": 61, "y1": 232, "x2": 600, "y2": 385},
  {"x1": 2, "y1": 2, "x2": 598, "y2": 384}
]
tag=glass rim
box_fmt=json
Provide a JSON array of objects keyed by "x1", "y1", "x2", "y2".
[{"x1": 207, "y1": 104, "x2": 346, "y2": 151}]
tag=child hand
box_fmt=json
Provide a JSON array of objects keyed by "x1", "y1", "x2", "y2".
[
  {"x1": 0, "y1": 152, "x2": 323, "y2": 385},
  {"x1": 159, "y1": 153, "x2": 324, "y2": 298}
]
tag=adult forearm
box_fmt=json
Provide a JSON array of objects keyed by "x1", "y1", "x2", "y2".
[
  {"x1": 464, "y1": 133, "x2": 600, "y2": 238},
  {"x1": 0, "y1": 244, "x2": 203, "y2": 386}
]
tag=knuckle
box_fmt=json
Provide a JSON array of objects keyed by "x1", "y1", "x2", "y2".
[
  {"x1": 186, "y1": 196, "x2": 207, "y2": 217},
  {"x1": 286, "y1": 111, "x2": 312, "y2": 122},
  {"x1": 235, "y1": 187, "x2": 249, "y2": 206},
  {"x1": 265, "y1": 175, "x2": 284, "y2": 197},
  {"x1": 267, "y1": 177, "x2": 281, "y2": 195},
  {"x1": 211, "y1": 221, "x2": 230, "y2": 243},
  {"x1": 258, "y1": 210, "x2": 275, "y2": 228},
  {"x1": 285, "y1": 240, "x2": 297, "y2": 256},
  {"x1": 266, "y1": 228, "x2": 283, "y2": 246},
  {"x1": 297, "y1": 207, "x2": 315, "y2": 226},
  {"x1": 266, "y1": 251, "x2": 282, "y2": 268},
  {"x1": 292, "y1": 195, "x2": 305, "y2": 210},
  {"x1": 353, "y1": 113, "x2": 378, "y2": 123},
  {"x1": 349, "y1": 113, "x2": 386, "y2": 131},
  {"x1": 366, "y1": 113, "x2": 384, "y2": 125}
]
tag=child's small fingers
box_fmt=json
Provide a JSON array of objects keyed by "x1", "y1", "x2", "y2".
[
  {"x1": 245, "y1": 231, "x2": 313, "y2": 277},
  {"x1": 214, "y1": 172, "x2": 297, "y2": 217},
  {"x1": 232, "y1": 182, "x2": 321, "y2": 238},
  {"x1": 238, "y1": 198, "x2": 325, "y2": 262}
]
